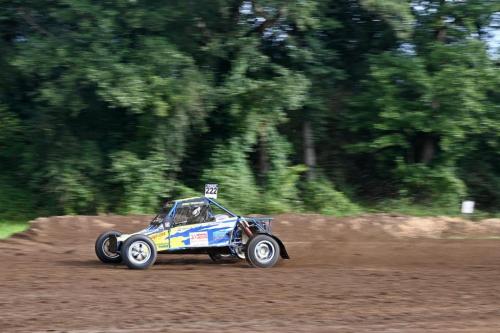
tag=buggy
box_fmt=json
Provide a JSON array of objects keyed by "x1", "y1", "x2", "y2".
[{"x1": 95, "y1": 196, "x2": 289, "y2": 269}]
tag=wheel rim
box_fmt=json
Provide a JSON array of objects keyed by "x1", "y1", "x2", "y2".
[
  {"x1": 102, "y1": 238, "x2": 119, "y2": 259},
  {"x1": 235, "y1": 246, "x2": 246, "y2": 259},
  {"x1": 254, "y1": 240, "x2": 275, "y2": 263},
  {"x1": 128, "y1": 240, "x2": 152, "y2": 265}
]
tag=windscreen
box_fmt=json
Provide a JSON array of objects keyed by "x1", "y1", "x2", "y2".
[{"x1": 150, "y1": 202, "x2": 174, "y2": 226}]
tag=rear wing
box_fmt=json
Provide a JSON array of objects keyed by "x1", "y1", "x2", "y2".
[{"x1": 243, "y1": 216, "x2": 273, "y2": 233}]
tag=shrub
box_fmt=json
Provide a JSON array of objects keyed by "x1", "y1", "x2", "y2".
[
  {"x1": 0, "y1": 177, "x2": 35, "y2": 221},
  {"x1": 302, "y1": 177, "x2": 360, "y2": 216},
  {"x1": 262, "y1": 132, "x2": 306, "y2": 213},
  {"x1": 396, "y1": 162, "x2": 466, "y2": 209},
  {"x1": 202, "y1": 140, "x2": 260, "y2": 213},
  {"x1": 109, "y1": 150, "x2": 170, "y2": 213}
]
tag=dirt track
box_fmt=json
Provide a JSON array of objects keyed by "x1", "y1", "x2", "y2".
[{"x1": 1, "y1": 214, "x2": 500, "y2": 332}]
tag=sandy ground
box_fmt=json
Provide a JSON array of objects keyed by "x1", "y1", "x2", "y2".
[{"x1": 1, "y1": 213, "x2": 500, "y2": 332}]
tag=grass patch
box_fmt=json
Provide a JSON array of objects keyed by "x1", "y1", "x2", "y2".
[{"x1": 0, "y1": 220, "x2": 29, "y2": 239}]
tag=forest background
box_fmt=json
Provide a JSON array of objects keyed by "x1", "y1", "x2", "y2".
[{"x1": 0, "y1": 0, "x2": 499, "y2": 236}]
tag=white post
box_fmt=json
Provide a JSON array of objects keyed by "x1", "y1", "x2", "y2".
[{"x1": 461, "y1": 201, "x2": 475, "y2": 214}]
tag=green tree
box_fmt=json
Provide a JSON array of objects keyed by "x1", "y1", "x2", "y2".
[{"x1": 345, "y1": 0, "x2": 499, "y2": 207}]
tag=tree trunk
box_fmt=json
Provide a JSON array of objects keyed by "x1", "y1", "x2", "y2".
[
  {"x1": 258, "y1": 132, "x2": 269, "y2": 178},
  {"x1": 436, "y1": 0, "x2": 447, "y2": 43},
  {"x1": 420, "y1": 136, "x2": 435, "y2": 164},
  {"x1": 303, "y1": 120, "x2": 316, "y2": 180},
  {"x1": 419, "y1": 1, "x2": 445, "y2": 165}
]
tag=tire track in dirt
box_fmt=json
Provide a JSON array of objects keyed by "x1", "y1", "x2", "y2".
[{"x1": 1, "y1": 214, "x2": 500, "y2": 332}]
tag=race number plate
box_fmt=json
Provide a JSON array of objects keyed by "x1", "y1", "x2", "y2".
[{"x1": 204, "y1": 184, "x2": 218, "y2": 199}]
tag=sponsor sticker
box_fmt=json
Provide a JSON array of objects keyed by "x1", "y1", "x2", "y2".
[
  {"x1": 189, "y1": 231, "x2": 209, "y2": 247},
  {"x1": 212, "y1": 229, "x2": 228, "y2": 242}
]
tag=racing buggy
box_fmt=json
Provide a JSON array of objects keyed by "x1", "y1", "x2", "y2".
[{"x1": 95, "y1": 197, "x2": 289, "y2": 269}]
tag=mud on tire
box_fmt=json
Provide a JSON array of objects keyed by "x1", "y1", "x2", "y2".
[{"x1": 95, "y1": 230, "x2": 122, "y2": 264}]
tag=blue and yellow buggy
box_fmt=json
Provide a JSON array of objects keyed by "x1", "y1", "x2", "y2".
[{"x1": 95, "y1": 197, "x2": 289, "y2": 269}]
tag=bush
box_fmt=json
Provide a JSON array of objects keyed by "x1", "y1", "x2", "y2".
[
  {"x1": 110, "y1": 150, "x2": 170, "y2": 213},
  {"x1": 170, "y1": 184, "x2": 200, "y2": 199},
  {"x1": 0, "y1": 177, "x2": 36, "y2": 221},
  {"x1": 262, "y1": 132, "x2": 306, "y2": 213},
  {"x1": 202, "y1": 140, "x2": 260, "y2": 213},
  {"x1": 263, "y1": 165, "x2": 307, "y2": 213},
  {"x1": 302, "y1": 177, "x2": 360, "y2": 216},
  {"x1": 396, "y1": 162, "x2": 466, "y2": 209}
]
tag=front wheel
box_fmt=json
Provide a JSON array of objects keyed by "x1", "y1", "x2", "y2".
[
  {"x1": 95, "y1": 231, "x2": 122, "y2": 264},
  {"x1": 245, "y1": 234, "x2": 280, "y2": 268},
  {"x1": 121, "y1": 235, "x2": 157, "y2": 269}
]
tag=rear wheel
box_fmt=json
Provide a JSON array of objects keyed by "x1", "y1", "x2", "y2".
[
  {"x1": 95, "y1": 231, "x2": 122, "y2": 264},
  {"x1": 245, "y1": 234, "x2": 280, "y2": 268},
  {"x1": 122, "y1": 235, "x2": 157, "y2": 269},
  {"x1": 208, "y1": 252, "x2": 222, "y2": 262},
  {"x1": 235, "y1": 246, "x2": 246, "y2": 260},
  {"x1": 208, "y1": 251, "x2": 238, "y2": 263}
]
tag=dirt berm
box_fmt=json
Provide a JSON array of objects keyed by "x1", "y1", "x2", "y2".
[{"x1": 1, "y1": 213, "x2": 500, "y2": 332}]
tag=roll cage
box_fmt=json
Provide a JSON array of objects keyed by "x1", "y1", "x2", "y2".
[{"x1": 150, "y1": 197, "x2": 238, "y2": 228}]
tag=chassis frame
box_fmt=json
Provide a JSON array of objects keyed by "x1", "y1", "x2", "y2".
[{"x1": 104, "y1": 197, "x2": 289, "y2": 264}]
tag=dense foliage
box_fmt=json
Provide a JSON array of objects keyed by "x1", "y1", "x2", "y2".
[{"x1": 0, "y1": 0, "x2": 498, "y2": 218}]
